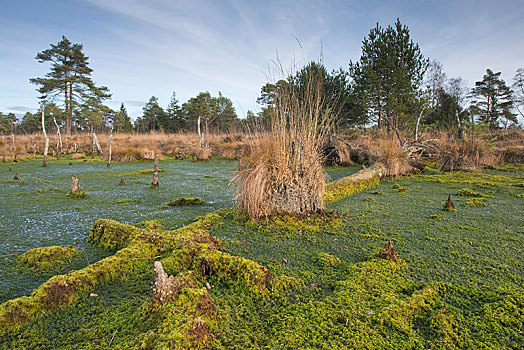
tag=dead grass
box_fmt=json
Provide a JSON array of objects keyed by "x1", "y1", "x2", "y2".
[
  {"x1": 363, "y1": 136, "x2": 413, "y2": 177},
  {"x1": 0, "y1": 131, "x2": 249, "y2": 160},
  {"x1": 439, "y1": 137, "x2": 500, "y2": 172},
  {"x1": 233, "y1": 65, "x2": 333, "y2": 218}
]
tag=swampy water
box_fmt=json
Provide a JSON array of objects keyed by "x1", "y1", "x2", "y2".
[{"x1": 0, "y1": 158, "x2": 359, "y2": 302}]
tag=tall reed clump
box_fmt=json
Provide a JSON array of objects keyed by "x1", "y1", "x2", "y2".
[
  {"x1": 233, "y1": 66, "x2": 334, "y2": 218},
  {"x1": 439, "y1": 137, "x2": 500, "y2": 172}
]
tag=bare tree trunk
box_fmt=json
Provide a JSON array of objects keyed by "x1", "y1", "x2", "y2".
[
  {"x1": 414, "y1": 106, "x2": 425, "y2": 142},
  {"x1": 197, "y1": 116, "x2": 204, "y2": 147},
  {"x1": 92, "y1": 132, "x2": 102, "y2": 155},
  {"x1": 53, "y1": 117, "x2": 62, "y2": 160},
  {"x1": 150, "y1": 154, "x2": 159, "y2": 187},
  {"x1": 41, "y1": 103, "x2": 49, "y2": 167},
  {"x1": 107, "y1": 126, "x2": 113, "y2": 168}
]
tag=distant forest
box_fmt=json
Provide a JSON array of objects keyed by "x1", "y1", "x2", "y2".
[{"x1": 1, "y1": 19, "x2": 523, "y2": 136}]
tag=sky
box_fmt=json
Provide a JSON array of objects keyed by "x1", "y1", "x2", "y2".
[{"x1": 1, "y1": 0, "x2": 523, "y2": 121}]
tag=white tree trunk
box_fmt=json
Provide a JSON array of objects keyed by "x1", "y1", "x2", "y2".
[
  {"x1": 92, "y1": 132, "x2": 102, "y2": 155},
  {"x1": 53, "y1": 117, "x2": 62, "y2": 160},
  {"x1": 107, "y1": 126, "x2": 113, "y2": 168},
  {"x1": 41, "y1": 103, "x2": 49, "y2": 167}
]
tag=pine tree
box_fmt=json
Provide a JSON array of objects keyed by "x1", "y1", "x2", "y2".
[
  {"x1": 470, "y1": 69, "x2": 516, "y2": 129},
  {"x1": 113, "y1": 103, "x2": 133, "y2": 132},
  {"x1": 349, "y1": 19, "x2": 428, "y2": 129},
  {"x1": 135, "y1": 96, "x2": 166, "y2": 133},
  {"x1": 30, "y1": 36, "x2": 111, "y2": 135},
  {"x1": 164, "y1": 92, "x2": 182, "y2": 132}
]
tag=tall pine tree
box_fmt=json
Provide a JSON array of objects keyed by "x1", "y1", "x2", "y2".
[
  {"x1": 349, "y1": 19, "x2": 428, "y2": 129},
  {"x1": 470, "y1": 69, "x2": 516, "y2": 129},
  {"x1": 30, "y1": 36, "x2": 111, "y2": 135}
]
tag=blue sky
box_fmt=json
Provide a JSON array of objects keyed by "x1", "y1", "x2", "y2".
[{"x1": 1, "y1": 0, "x2": 523, "y2": 120}]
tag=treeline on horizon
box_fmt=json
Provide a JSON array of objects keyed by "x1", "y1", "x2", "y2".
[{"x1": 1, "y1": 19, "x2": 523, "y2": 137}]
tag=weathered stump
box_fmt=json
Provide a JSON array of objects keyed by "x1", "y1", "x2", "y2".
[
  {"x1": 150, "y1": 155, "x2": 159, "y2": 188},
  {"x1": 66, "y1": 174, "x2": 85, "y2": 198},
  {"x1": 119, "y1": 178, "x2": 126, "y2": 185},
  {"x1": 13, "y1": 173, "x2": 19, "y2": 181},
  {"x1": 379, "y1": 241, "x2": 401, "y2": 262},
  {"x1": 152, "y1": 261, "x2": 180, "y2": 303},
  {"x1": 443, "y1": 194, "x2": 456, "y2": 211}
]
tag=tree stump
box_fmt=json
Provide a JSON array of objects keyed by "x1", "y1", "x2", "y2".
[
  {"x1": 152, "y1": 261, "x2": 180, "y2": 303},
  {"x1": 443, "y1": 194, "x2": 456, "y2": 211},
  {"x1": 13, "y1": 173, "x2": 19, "y2": 181},
  {"x1": 150, "y1": 155, "x2": 159, "y2": 188},
  {"x1": 379, "y1": 241, "x2": 401, "y2": 262},
  {"x1": 66, "y1": 174, "x2": 85, "y2": 198},
  {"x1": 119, "y1": 178, "x2": 126, "y2": 185}
]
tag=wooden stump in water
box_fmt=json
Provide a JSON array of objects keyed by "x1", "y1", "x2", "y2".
[
  {"x1": 66, "y1": 174, "x2": 85, "y2": 198},
  {"x1": 13, "y1": 173, "x2": 19, "y2": 181},
  {"x1": 150, "y1": 155, "x2": 159, "y2": 188},
  {"x1": 119, "y1": 178, "x2": 126, "y2": 185},
  {"x1": 379, "y1": 240, "x2": 401, "y2": 262},
  {"x1": 443, "y1": 194, "x2": 456, "y2": 211}
]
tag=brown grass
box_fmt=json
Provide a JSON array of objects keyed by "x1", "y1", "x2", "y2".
[
  {"x1": 233, "y1": 66, "x2": 333, "y2": 218},
  {"x1": 363, "y1": 136, "x2": 413, "y2": 177},
  {"x1": 439, "y1": 137, "x2": 500, "y2": 172},
  {"x1": 0, "y1": 131, "x2": 248, "y2": 160}
]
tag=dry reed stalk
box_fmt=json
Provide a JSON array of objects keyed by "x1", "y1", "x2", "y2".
[{"x1": 233, "y1": 64, "x2": 335, "y2": 218}]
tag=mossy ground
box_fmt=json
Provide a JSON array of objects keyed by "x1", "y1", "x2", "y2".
[
  {"x1": 0, "y1": 161, "x2": 522, "y2": 349},
  {"x1": 16, "y1": 245, "x2": 78, "y2": 273}
]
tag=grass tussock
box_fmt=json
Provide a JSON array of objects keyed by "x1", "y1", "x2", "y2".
[
  {"x1": 439, "y1": 137, "x2": 500, "y2": 172},
  {"x1": 234, "y1": 65, "x2": 334, "y2": 218},
  {"x1": 365, "y1": 136, "x2": 413, "y2": 177}
]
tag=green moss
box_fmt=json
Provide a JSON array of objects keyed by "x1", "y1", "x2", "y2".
[
  {"x1": 89, "y1": 219, "x2": 142, "y2": 250},
  {"x1": 325, "y1": 168, "x2": 381, "y2": 203},
  {"x1": 457, "y1": 188, "x2": 492, "y2": 198},
  {"x1": 16, "y1": 245, "x2": 78, "y2": 273},
  {"x1": 431, "y1": 213, "x2": 444, "y2": 220},
  {"x1": 465, "y1": 198, "x2": 488, "y2": 207},
  {"x1": 234, "y1": 210, "x2": 342, "y2": 236},
  {"x1": 313, "y1": 252, "x2": 339, "y2": 267},
  {"x1": 413, "y1": 171, "x2": 524, "y2": 188},
  {"x1": 138, "y1": 168, "x2": 165, "y2": 174},
  {"x1": 373, "y1": 190, "x2": 385, "y2": 195},
  {"x1": 135, "y1": 219, "x2": 163, "y2": 230},
  {"x1": 365, "y1": 196, "x2": 375, "y2": 201},
  {"x1": 65, "y1": 191, "x2": 87, "y2": 199},
  {"x1": 115, "y1": 198, "x2": 141, "y2": 204},
  {"x1": 167, "y1": 197, "x2": 205, "y2": 206},
  {"x1": 492, "y1": 163, "x2": 524, "y2": 172}
]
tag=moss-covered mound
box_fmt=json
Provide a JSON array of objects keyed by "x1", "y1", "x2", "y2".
[
  {"x1": 65, "y1": 191, "x2": 87, "y2": 199},
  {"x1": 0, "y1": 211, "x2": 271, "y2": 339},
  {"x1": 138, "y1": 168, "x2": 165, "y2": 174},
  {"x1": 135, "y1": 219, "x2": 163, "y2": 230},
  {"x1": 16, "y1": 245, "x2": 78, "y2": 273},
  {"x1": 325, "y1": 164, "x2": 383, "y2": 203},
  {"x1": 167, "y1": 197, "x2": 205, "y2": 206}
]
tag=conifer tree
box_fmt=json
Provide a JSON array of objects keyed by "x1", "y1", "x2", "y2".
[
  {"x1": 30, "y1": 36, "x2": 111, "y2": 135},
  {"x1": 470, "y1": 69, "x2": 516, "y2": 129}
]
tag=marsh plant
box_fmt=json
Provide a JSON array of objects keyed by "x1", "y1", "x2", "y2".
[{"x1": 234, "y1": 64, "x2": 336, "y2": 218}]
